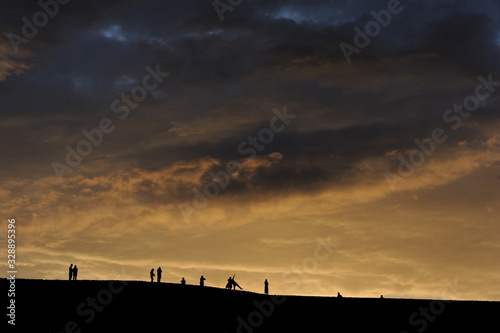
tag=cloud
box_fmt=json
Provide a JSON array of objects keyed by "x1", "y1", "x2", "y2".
[{"x1": 0, "y1": 38, "x2": 35, "y2": 80}]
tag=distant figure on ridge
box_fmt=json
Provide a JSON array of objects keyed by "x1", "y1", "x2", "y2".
[
  {"x1": 181, "y1": 277, "x2": 186, "y2": 285},
  {"x1": 150, "y1": 268, "x2": 155, "y2": 282},
  {"x1": 337, "y1": 292, "x2": 342, "y2": 298},
  {"x1": 73, "y1": 265, "x2": 78, "y2": 280},
  {"x1": 225, "y1": 277, "x2": 232, "y2": 289},
  {"x1": 157, "y1": 267, "x2": 162, "y2": 283},
  {"x1": 200, "y1": 275, "x2": 206, "y2": 287},
  {"x1": 264, "y1": 279, "x2": 269, "y2": 295},
  {"x1": 226, "y1": 275, "x2": 242, "y2": 290},
  {"x1": 69, "y1": 264, "x2": 73, "y2": 281},
  {"x1": 232, "y1": 277, "x2": 242, "y2": 290}
]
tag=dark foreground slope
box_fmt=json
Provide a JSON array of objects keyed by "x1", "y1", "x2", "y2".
[{"x1": 3, "y1": 279, "x2": 499, "y2": 332}]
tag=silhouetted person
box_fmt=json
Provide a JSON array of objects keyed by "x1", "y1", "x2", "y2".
[
  {"x1": 264, "y1": 279, "x2": 269, "y2": 295},
  {"x1": 69, "y1": 264, "x2": 73, "y2": 281},
  {"x1": 337, "y1": 292, "x2": 342, "y2": 298},
  {"x1": 73, "y1": 265, "x2": 78, "y2": 280},
  {"x1": 181, "y1": 277, "x2": 186, "y2": 285},
  {"x1": 233, "y1": 280, "x2": 242, "y2": 290},
  {"x1": 157, "y1": 267, "x2": 162, "y2": 283},
  {"x1": 226, "y1": 277, "x2": 233, "y2": 289},
  {"x1": 200, "y1": 275, "x2": 206, "y2": 287},
  {"x1": 226, "y1": 276, "x2": 243, "y2": 290},
  {"x1": 150, "y1": 269, "x2": 155, "y2": 282},
  {"x1": 380, "y1": 295, "x2": 384, "y2": 299}
]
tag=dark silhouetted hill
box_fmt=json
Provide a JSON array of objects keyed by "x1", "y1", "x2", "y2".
[{"x1": 3, "y1": 278, "x2": 499, "y2": 332}]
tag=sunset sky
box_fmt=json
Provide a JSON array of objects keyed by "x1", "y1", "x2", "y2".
[{"x1": 1, "y1": 0, "x2": 499, "y2": 300}]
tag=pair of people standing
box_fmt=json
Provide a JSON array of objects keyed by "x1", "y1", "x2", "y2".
[
  {"x1": 226, "y1": 276, "x2": 242, "y2": 290},
  {"x1": 150, "y1": 267, "x2": 162, "y2": 282},
  {"x1": 68, "y1": 264, "x2": 78, "y2": 281}
]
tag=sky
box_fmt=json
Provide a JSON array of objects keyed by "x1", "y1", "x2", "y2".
[{"x1": 0, "y1": 0, "x2": 499, "y2": 300}]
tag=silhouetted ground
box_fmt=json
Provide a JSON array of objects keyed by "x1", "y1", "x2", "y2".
[{"x1": 3, "y1": 278, "x2": 499, "y2": 332}]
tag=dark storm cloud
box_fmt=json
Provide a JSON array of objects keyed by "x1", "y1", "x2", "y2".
[
  {"x1": 413, "y1": 13, "x2": 498, "y2": 74},
  {"x1": 1, "y1": 0, "x2": 499, "y2": 185}
]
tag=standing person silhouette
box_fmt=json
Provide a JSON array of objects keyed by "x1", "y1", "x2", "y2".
[
  {"x1": 69, "y1": 264, "x2": 73, "y2": 281},
  {"x1": 73, "y1": 265, "x2": 78, "y2": 280},
  {"x1": 264, "y1": 279, "x2": 269, "y2": 295},
  {"x1": 181, "y1": 277, "x2": 186, "y2": 285},
  {"x1": 150, "y1": 269, "x2": 155, "y2": 282},
  {"x1": 157, "y1": 267, "x2": 162, "y2": 283},
  {"x1": 231, "y1": 276, "x2": 242, "y2": 290},
  {"x1": 200, "y1": 275, "x2": 206, "y2": 287}
]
